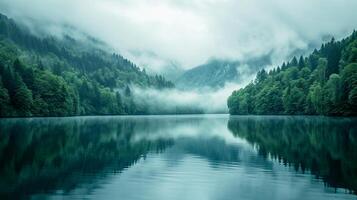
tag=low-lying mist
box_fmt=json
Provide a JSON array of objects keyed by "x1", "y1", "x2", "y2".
[{"x1": 131, "y1": 81, "x2": 251, "y2": 114}]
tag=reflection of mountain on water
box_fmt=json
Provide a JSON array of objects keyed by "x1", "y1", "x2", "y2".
[
  {"x1": 129, "y1": 115, "x2": 277, "y2": 171},
  {"x1": 167, "y1": 137, "x2": 273, "y2": 171},
  {"x1": 2, "y1": 115, "x2": 356, "y2": 199},
  {"x1": 0, "y1": 115, "x2": 262, "y2": 198},
  {"x1": 127, "y1": 116, "x2": 272, "y2": 168},
  {"x1": 227, "y1": 116, "x2": 357, "y2": 194},
  {"x1": 0, "y1": 117, "x2": 173, "y2": 198}
]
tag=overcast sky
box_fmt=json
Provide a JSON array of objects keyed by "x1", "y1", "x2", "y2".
[{"x1": 1, "y1": 0, "x2": 357, "y2": 70}]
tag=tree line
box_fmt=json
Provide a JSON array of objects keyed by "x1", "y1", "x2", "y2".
[
  {"x1": 228, "y1": 31, "x2": 357, "y2": 116},
  {"x1": 0, "y1": 13, "x2": 174, "y2": 117}
]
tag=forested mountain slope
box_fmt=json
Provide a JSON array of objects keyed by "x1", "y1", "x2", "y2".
[
  {"x1": 175, "y1": 60, "x2": 240, "y2": 89},
  {"x1": 228, "y1": 31, "x2": 357, "y2": 116},
  {"x1": 176, "y1": 55, "x2": 271, "y2": 89},
  {"x1": 0, "y1": 13, "x2": 173, "y2": 117}
]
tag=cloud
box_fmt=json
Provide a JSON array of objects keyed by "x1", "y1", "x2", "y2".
[
  {"x1": 131, "y1": 81, "x2": 251, "y2": 114},
  {"x1": 1, "y1": 0, "x2": 357, "y2": 71},
  {"x1": 2, "y1": 0, "x2": 357, "y2": 113}
]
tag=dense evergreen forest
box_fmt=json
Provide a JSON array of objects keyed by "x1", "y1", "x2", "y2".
[
  {"x1": 228, "y1": 31, "x2": 357, "y2": 116},
  {"x1": 0, "y1": 13, "x2": 174, "y2": 117}
]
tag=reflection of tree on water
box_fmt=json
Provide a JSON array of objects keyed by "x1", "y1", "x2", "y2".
[
  {"x1": 228, "y1": 116, "x2": 357, "y2": 194},
  {"x1": 0, "y1": 117, "x2": 173, "y2": 198}
]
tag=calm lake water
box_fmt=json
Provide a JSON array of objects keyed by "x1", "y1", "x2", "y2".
[{"x1": 0, "y1": 115, "x2": 356, "y2": 199}]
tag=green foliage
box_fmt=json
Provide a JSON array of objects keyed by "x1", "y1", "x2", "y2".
[
  {"x1": 255, "y1": 69, "x2": 268, "y2": 83},
  {"x1": 31, "y1": 95, "x2": 49, "y2": 115},
  {"x1": 255, "y1": 83, "x2": 283, "y2": 114},
  {"x1": 228, "y1": 31, "x2": 357, "y2": 116},
  {"x1": 307, "y1": 82, "x2": 325, "y2": 114},
  {"x1": 283, "y1": 86, "x2": 305, "y2": 114},
  {"x1": 12, "y1": 73, "x2": 33, "y2": 116},
  {"x1": 228, "y1": 90, "x2": 248, "y2": 114},
  {"x1": 349, "y1": 87, "x2": 357, "y2": 106},
  {"x1": 325, "y1": 74, "x2": 342, "y2": 109},
  {"x1": 32, "y1": 71, "x2": 68, "y2": 115},
  {"x1": 0, "y1": 76, "x2": 11, "y2": 116},
  {"x1": 342, "y1": 63, "x2": 357, "y2": 113},
  {"x1": 0, "y1": 13, "x2": 174, "y2": 117}
]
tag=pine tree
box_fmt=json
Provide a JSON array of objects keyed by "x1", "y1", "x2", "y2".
[
  {"x1": 298, "y1": 56, "x2": 305, "y2": 69},
  {"x1": 116, "y1": 92, "x2": 124, "y2": 114},
  {"x1": 12, "y1": 73, "x2": 33, "y2": 116},
  {"x1": 125, "y1": 85, "x2": 131, "y2": 97},
  {"x1": 0, "y1": 76, "x2": 11, "y2": 116},
  {"x1": 31, "y1": 94, "x2": 49, "y2": 116},
  {"x1": 290, "y1": 56, "x2": 298, "y2": 67}
]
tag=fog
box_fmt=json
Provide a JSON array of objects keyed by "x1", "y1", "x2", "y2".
[
  {"x1": 1, "y1": 0, "x2": 357, "y2": 113},
  {"x1": 132, "y1": 81, "x2": 252, "y2": 114},
  {"x1": 1, "y1": 0, "x2": 357, "y2": 72}
]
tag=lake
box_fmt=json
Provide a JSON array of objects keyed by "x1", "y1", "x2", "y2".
[{"x1": 0, "y1": 115, "x2": 356, "y2": 199}]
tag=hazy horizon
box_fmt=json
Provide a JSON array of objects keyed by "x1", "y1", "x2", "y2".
[
  {"x1": 1, "y1": 2, "x2": 357, "y2": 199},
  {"x1": 1, "y1": 0, "x2": 357, "y2": 75}
]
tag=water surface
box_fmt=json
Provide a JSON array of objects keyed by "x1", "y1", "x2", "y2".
[{"x1": 0, "y1": 115, "x2": 356, "y2": 199}]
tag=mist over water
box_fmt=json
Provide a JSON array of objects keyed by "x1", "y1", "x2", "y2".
[
  {"x1": 0, "y1": 1, "x2": 356, "y2": 199},
  {"x1": 2, "y1": 1, "x2": 357, "y2": 115},
  {"x1": 132, "y1": 81, "x2": 248, "y2": 114},
  {"x1": 0, "y1": 115, "x2": 356, "y2": 199}
]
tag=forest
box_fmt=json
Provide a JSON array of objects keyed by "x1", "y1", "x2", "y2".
[
  {"x1": 0, "y1": 13, "x2": 174, "y2": 117},
  {"x1": 2, "y1": 11, "x2": 357, "y2": 117},
  {"x1": 228, "y1": 31, "x2": 357, "y2": 116}
]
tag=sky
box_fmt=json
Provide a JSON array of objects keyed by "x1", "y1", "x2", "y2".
[{"x1": 1, "y1": 0, "x2": 357, "y2": 72}]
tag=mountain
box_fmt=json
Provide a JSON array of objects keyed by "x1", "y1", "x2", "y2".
[
  {"x1": 228, "y1": 31, "x2": 357, "y2": 116},
  {"x1": 0, "y1": 13, "x2": 174, "y2": 117},
  {"x1": 128, "y1": 50, "x2": 184, "y2": 82},
  {"x1": 175, "y1": 60, "x2": 239, "y2": 89},
  {"x1": 176, "y1": 56, "x2": 272, "y2": 89}
]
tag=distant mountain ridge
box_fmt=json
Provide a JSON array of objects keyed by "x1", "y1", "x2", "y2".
[
  {"x1": 175, "y1": 60, "x2": 239, "y2": 89},
  {"x1": 176, "y1": 55, "x2": 272, "y2": 89}
]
